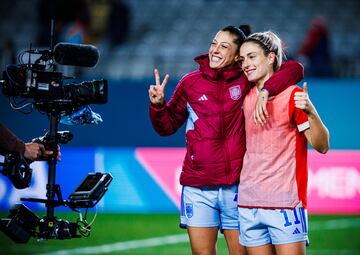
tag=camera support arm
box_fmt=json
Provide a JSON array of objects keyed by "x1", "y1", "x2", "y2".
[
  {"x1": 44, "y1": 110, "x2": 60, "y2": 219},
  {"x1": 21, "y1": 110, "x2": 63, "y2": 218}
]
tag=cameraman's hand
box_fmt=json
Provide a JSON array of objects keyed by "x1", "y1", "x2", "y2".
[
  {"x1": 24, "y1": 142, "x2": 62, "y2": 161},
  {"x1": 24, "y1": 142, "x2": 48, "y2": 161},
  {"x1": 149, "y1": 69, "x2": 169, "y2": 105}
]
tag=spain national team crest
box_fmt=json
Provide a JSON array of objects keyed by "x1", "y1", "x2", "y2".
[
  {"x1": 185, "y1": 203, "x2": 193, "y2": 218},
  {"x1": 229, "y1": 85, "x2": 241, "y2": 100}
]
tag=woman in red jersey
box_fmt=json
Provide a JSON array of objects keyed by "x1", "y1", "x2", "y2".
[
  {"x1": 238, "y1": 31, "x2": 330, "y2": 255},
  {"x1": 149, "y1": 26, "x2": 303, "y2": 255}
]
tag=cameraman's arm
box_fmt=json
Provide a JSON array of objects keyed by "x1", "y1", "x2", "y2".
[
  {"x1": 0, "y1": 123, "x2": 49, "y2": 160},
  {"x1": 0, "y1": 123, "x2": 25, "y2": 156}
]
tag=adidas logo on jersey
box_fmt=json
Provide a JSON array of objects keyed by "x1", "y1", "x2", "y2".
[
  {"x1": 292, "y1": 228, "x2": 301, "y2": 234},
  {"x1": 198, "y1": 95, "x2": 208, "y2": 101}
]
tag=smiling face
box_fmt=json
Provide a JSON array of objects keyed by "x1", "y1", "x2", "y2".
[
  {"x1": 239, "y1": 41, "x2": 276, "y2": 86},
  {"x1": 208, "y1": 31, "x2": 240, "y2": 69}
]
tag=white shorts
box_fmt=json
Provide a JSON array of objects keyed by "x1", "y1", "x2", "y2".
[
  {"x1": 238, "y1": 205, "x2": 308, "y2": 247},
  {"x1": 180, "y1": 185, "x2": 239, "y2": 231}
]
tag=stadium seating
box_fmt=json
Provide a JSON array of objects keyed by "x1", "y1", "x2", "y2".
[{"x1": 0, "y1": 0, "x2": 359, "y2": 79}]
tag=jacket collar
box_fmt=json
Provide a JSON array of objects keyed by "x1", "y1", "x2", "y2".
[{"x1": 194, "y1": 54, "x2": 242, "y2": 82}]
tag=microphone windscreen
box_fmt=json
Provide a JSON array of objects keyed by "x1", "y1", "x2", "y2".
[{"x1": 54, "y1": 42, "x2": 99, "y2": 67}]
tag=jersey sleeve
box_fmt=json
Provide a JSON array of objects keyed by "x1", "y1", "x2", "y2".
[
  {"x1": 289, "y1": 87, "x2": 310, "y2": 132},
  {"x1": 263, "y1": 60, "x2": 304, "y2": 96}
]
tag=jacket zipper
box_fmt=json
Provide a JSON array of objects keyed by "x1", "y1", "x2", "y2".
[{"x1": 219, "y1": 81, "x2": 231, "y2": 184}]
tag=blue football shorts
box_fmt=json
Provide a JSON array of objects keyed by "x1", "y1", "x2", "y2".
[
  {"x1": 180, "y1": 185, "x2": 239, "y2": 231},
  {"x1": 238, "y1": 204, "x2": 308, "y2": 247}
]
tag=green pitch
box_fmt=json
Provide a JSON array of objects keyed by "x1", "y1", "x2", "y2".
[{"x1": 0, "y1": 213, "x2": 359, "y2": 255}]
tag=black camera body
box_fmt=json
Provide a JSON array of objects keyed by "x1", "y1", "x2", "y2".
[
  {"x1": 1, "y1": 62, "x2": 107, "y2": 113},
  {"x1": 1, "y1": 64, "x2": 63, "y2": 99}
]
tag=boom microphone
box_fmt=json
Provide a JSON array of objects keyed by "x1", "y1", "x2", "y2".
[{"x1": 54, "y1": 43, "x2": 99, "y2": 67}]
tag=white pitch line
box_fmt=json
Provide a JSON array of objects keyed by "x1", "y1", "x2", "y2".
[
  {"x1": 35, "y1": 217, "x2": 360, "y2": 255},
  {"x1": 36, "y1": 234, "x2": 189, "y2": 255}
]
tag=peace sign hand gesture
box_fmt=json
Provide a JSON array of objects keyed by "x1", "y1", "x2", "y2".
[{"x1": 149, "y1": 69, "x2": 169, "y2": 105}]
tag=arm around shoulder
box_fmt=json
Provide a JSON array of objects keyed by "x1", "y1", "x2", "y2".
[{"x1": 263, "y1": 60, "x2": 304, "y2": 96}]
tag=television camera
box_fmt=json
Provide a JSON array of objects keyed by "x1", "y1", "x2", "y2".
[
  {"x1": 0, "y1": 31, "x2": 112, "y2": 243},
  {"x1": 1, "y1": 41, "x2": 107, "y2": 113}
]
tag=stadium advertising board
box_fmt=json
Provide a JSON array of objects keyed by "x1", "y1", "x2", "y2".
[{"x1": 1, "y1": 148, "x2": 359, "y2": 214}]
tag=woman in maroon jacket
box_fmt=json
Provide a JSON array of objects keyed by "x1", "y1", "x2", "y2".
[{"x1": 149, "y1": 26, "x2": 303, "y2": 255}]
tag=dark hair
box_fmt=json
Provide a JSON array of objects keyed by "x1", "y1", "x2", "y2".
[
  {"x1": 221, "y1": 26, "x2": 246, "y2": 49},
  {"x1": 239, "y1": 24, "x2": 252, "y2": 37}
]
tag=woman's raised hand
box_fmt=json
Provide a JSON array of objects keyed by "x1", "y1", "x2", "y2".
[{"x1": 149, "y1": 69, "x2": 169, "y2": 105}]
